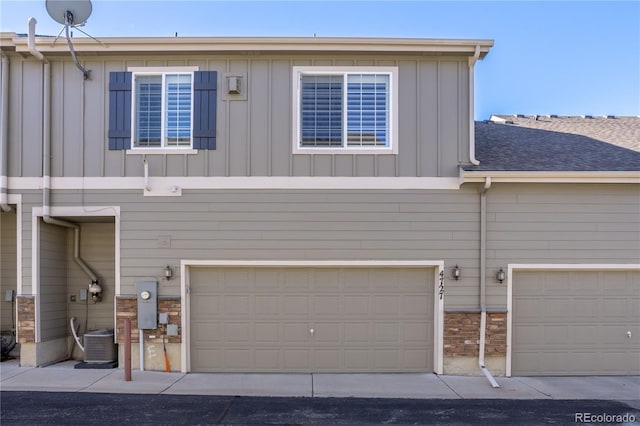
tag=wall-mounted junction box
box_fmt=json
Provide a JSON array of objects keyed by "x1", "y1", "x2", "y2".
[
  {"x1": 158, "y1": 312, "x2": 169, "y2": 324},
  {"x1": 5, "y1": 290, "x2": 14, "y2": 302}
]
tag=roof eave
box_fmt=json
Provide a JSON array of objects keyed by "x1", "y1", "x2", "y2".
[
  {"x1": 461, "y1": 169, "x2": 640, "y2": 184},
  {"x1": 9, "y1": 34, "x2": 494, "y2": 56}
]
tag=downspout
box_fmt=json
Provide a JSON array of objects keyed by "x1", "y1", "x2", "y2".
[
  {"x1": 1, "y1": 51, "x2": 12, "y2": 211},
  {"x1": 480, "y1": 177, "x2": 499, "y2": 387},
  {"x1": 468, "y1": 45, "x2": 481, "y2": 166},
  {"x1": 28, "y1": 18, "x2": 101, "y2": 297}
]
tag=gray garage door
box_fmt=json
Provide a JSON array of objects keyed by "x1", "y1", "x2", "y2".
[
  {"x1": 512, "y1": 270, "x2": 639, "y2": 376},
  {"x1": 189, "y1": 266, "x2": 434, "y2": 373}
]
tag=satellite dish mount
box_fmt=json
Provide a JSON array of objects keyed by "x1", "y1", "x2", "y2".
[{"x1": 46, "y1": 0, "x2": 101, "y2": 80}]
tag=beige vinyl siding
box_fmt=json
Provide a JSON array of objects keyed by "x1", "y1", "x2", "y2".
[
  {"x1": 1, "y1": 211, "x2": 17, "y2": 330},
  {"x1": 39, "y1": 221, "x2": 68, "y2": 341},
  {"x1": 484, "y1": 183, "x2": 640, "y2": 309},
  {"x1": 14, "y1": 183, "x2": 638, "y2": 312},
  {"x1": 8, "y1": 55, "x2": 470, "y2": 179}
]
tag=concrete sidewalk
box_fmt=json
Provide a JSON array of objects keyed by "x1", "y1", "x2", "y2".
[{"x1": 1, "y1": 360, "x2": 638, "y2": 402}]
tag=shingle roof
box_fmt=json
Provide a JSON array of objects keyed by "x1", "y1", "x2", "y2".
[{"x1": 467, "y1": 115, "x2": 640, "y2": 171}]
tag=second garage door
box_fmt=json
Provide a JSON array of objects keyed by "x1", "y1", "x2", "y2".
[
  {"x1": 189, "y1": 266, "x2": 435, "y2": 373},
  {"x1": 512, "y1": 270, "x2": 639, "y2": 376}
]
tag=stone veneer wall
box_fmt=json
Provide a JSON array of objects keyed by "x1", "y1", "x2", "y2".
[
  {"x1": 115, "y1": 296, "x2": 181, "y2": 344},
  {"x1": 17, "y1": 295, "x2": 35, "y2": 343},
  {"x1": 443, "y1": 312, "x2": 506, "y2": 357}
]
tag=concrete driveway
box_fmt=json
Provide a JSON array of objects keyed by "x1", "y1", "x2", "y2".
[{"x1": 1, "y1": 360, "x2": 638, "y2": 403}]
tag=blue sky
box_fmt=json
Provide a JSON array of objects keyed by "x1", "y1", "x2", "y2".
[{"x1": 1, "y1": 0, "x2": 638, "y2": 119}]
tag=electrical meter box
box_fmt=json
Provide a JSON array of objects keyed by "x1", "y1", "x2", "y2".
[{"x1": 137, "y1": 281, "x2": 158, "y2": 329}]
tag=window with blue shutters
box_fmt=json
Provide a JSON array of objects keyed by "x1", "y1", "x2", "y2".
[
  {"x1": 293, "y1": 67, "x2": 397, "y2": 154},
  {"x1": 109, "y1": 68, "x2": 217, "y2": 151}
]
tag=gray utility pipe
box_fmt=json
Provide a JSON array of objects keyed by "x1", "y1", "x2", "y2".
[
  {"x1": 27, "y1": 18, "x2": 98, "y2": 285},
  {"x1": 479, "y1": 177, "x2": 499, "y2": 388},
  {"x1": 1, "y1": 51, "x2": 12, "y2": 212}
]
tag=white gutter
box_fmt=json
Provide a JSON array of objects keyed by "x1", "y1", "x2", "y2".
[
  {"x1": 0, "y1": 51, "x2": 11, "y2": 212},
  {"x1": 468, "y1": 45, "x2": 481, "y2": 166},
  {"x1": 28, "y1": 18, "x2": 99, "y2": 286},
  {"x1": 479, "y1": 177, "x2": 499, "y2": 388}
]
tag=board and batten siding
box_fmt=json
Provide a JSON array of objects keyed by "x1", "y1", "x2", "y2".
[
  {"x1": 38, "y1": 221, "x2": 68, "y2": 341},
  {"x1": 7, "y1": 55, "x2": 470, "y2": 179}
]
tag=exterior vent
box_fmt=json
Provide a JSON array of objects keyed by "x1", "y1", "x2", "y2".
[{"x1": 83, "y1": 330, "x2": 116, "y2": 363}]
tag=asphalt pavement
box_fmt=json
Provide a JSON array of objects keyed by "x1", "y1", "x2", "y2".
[
  {"x1": 2, "y1": 391, "x2": 639, "y2": 425},
  {"x1": 1, "y1": 359, "x2": 639, "y2": 425}
]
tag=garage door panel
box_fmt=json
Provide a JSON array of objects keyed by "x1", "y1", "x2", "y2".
[
  {"x1": 513, "y1": 270, "x2": 638, "y2": 376},
  {"x1": 224, "y1": 349, "x2": 251, "y2": 368},
  {"x1": 345, "y1": 323, "x2": 370, "y2": 343},
  {"x1": 403, "y1": 322, "x2": 429, "y2": 342},
  {"x1": 314, "y1": 323, "x2": 340, "y2": 343},
  {"x1": 374, "y1": 323, "x2": 398, "y2": 343},
  {"x1": 223, "y1": 295, "x2": 251, "y2": 315},
  {"x1": 314, "y1": 350, "x2": 339, "y2": 370},
  {"x1": 284, "y1": 323, "x2": 310, "y2": 343},
  {"x1": 314, "y1": 296, "x2": 340, "y2": 316},
  {"x1": 255, "y1": 349, "x2": 280, "y2": 369},
  {"x1": 284, "y1": 349, "x2": 311, "y2": 369},
  {"x1": 190, "y1": 266, "x2": 434, "y2": 372},
  {"x1": 283, "y1": 295, "x2": 309, "y2": 315},
  {"x1": 345, "y1": 349, "x2": 370, "y2": 369},
  {"x1": 602, "y1": 298, "x2": 629, "y2": 318},
  {"x1": 402, "y1": 295, "x2": 430, "y2": 315},
  {"x1": 224, "y1": 269, "x2": 253, "y2": 289},
  {"x1": 224, "y1": 322, "x2": 251, "y2": 341},
  {"x1": 343, "y1": 296, "x2": 369, "y2": 315},
  {"x1": 192, "y1": 321, "x2": 223, "y2": 342},
  {"x1": 254, "y1": 323, "x2": 280, "y2": 343},
  {"x1": 374, "y1": 350, "x2": 399, "y2": 368},
  {"x1": 374, "y1": 295, "x2": 399, "y2": 315},
  {"x1": 405, "y1": 350, "x2": 429, "y2": 369},
  {"x1": 255, "y1": 295, "x2": 280, "y2": 315}
]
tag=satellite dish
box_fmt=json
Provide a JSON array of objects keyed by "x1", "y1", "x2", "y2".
[
  {"x1": 46, "y1": 0, "x2": 93, "y2": 26},
  {"x1": 45, "y1": 0, "x2": 96, "y2": 80}
]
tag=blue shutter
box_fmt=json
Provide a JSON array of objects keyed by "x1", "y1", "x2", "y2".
[
  {"x1": 108, "y1": 72, "x2": 132, "y2": 150},
  {"x1": 192, "y1": 71, "x2": 217, "y2": 150}
]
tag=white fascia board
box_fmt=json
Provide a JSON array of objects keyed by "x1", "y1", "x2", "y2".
[
  {"x1": 461, "y1": 170, "x2": 640, "y2": 184},
  {"x1": 9, "y1": 176, "x2": 461, "y2": 190}
]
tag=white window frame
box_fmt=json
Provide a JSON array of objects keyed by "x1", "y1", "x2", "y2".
[
  {"x1": 128, "y1": 66, "x2": 198, "y2": 152},
  {"x1": 292, "y1": 66, "x2": 399, "y2": 155}
]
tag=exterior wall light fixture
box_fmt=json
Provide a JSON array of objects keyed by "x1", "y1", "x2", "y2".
[
  {"x1": 452, "y1": 265, "x2": 461, "y2": 280},
  {"x1": 164, "y1": 265, "x2": 173, "y2": 280},
  {"x1": 496, "y1": 268, "x2": 506, "y2": 283}
]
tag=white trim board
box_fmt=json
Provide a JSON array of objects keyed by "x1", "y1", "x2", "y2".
[
  {"x1": 7, "y1": 176, "x2": 462, "y2": 191},
  {"x1": 505, "y1": 263, "x2": 640, "y2": 377},
  {"x1": 180, "y1": 259, "x2": 445, "y2": 374}
]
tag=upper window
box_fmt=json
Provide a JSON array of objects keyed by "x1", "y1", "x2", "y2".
[
  {"x1": 108, "y1": 69, "x2": 218, "y2": 152},
  {"x1": 133, "y1": 72, "x2": 193, "y2": 148},
  {"x1": 293, "y1": 66, "x2": 398, "y2": 154}
]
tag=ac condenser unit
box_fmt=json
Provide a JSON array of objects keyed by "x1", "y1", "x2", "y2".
[{"x1": 83, "y1": 330, "x2": 116, "y2": 363}]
